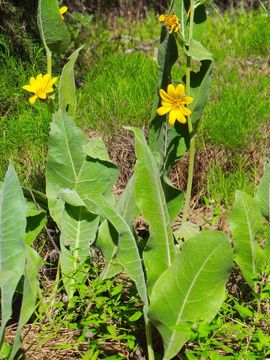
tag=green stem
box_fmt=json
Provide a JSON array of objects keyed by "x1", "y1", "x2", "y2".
[
  {"x1": 46, "y1": 47, "x2": 52, "y2": 76},
  {"x1": 144, "y1": 310, "x2": 155, "y2": 360},
  {"x1": 182, "y1": 0, "x2": 195, "y2": 223},
  {"x1": 182, "y1": 137, "x2": 195, "y2": 222}
]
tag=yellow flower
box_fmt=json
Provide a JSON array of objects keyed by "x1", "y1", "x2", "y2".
[
  {"x1": 158, "y1": 14, "x2": 180, "y2": 33},
  {"x1": 22, "y1": 73, "x2": 58, "y2": 105},
  {"x1": 59, "y1": 6, "x2": 68, "y2": 20},
  {"x1": 157, "y1": 84, "x2": 193, "y2": 125}
]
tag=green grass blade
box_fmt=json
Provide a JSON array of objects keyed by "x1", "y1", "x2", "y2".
[{"x1": 149, "y1": 231, "x2": 232, "y2": 360}]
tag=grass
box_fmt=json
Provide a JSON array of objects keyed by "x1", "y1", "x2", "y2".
[
  {"x1": 0, "y1": 8, "x2": 269, "y2": 205},
  {"x1": 77, "y1": 52, "x2": 157, "y2": 133}
]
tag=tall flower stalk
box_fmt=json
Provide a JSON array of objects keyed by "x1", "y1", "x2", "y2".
[{"x1": 182, "y1": 0, "x2": 196, "y2": 222}]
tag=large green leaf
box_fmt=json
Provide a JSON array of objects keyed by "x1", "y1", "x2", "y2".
[
  {"x1": 184, "y1": 40, "x2": 213, "y2": 133},
  {"x1": 0, "y1": 164, "x2": 26, "y2": 344},
  {"x1": 58, "y1": 189, "x2": 148, "y2": 305},
  {"x1": 9, "y1": 247, "x2": 41, "y2": 359},
  {"x1": 149, "y1": 26, "x2": 181, "y2": 174},
  {"x1": 172, "y1": 1, "x2": 207, "y2": 41},
  {"x1": 37, "y1": 0, "x2": 70, "y2": 53},
  {"x1": 96, "y1": 176, "x2": 138, "y2": 280},
  {"x1": 85, "y1": 194, "x2": 148, "y2": 306},
  {"x1": 255, "y1": 163, "x2": 270, "y2": 220},
  {"x1": 149, "y1": 231, "x2": 232, "y2": 360},
  {"x1": 59, "y1": 201, "x2": 99, "y2": 298},
  {"x1": 127, "y1": 127, "x2": 175, "y2": 293},
  {"x1": 230, "y1": 191, "x2": 265, "y2": 288},
  {"x1": 96, "y1": 220, "x2": 122, "y2": 280},
  {"x1": 163, "y1": 176, "x2": 184, "y2": 223},
  {"x1": 59, "y1": 46, "x2": 83, "y2": 117},
  {"x1": 26, "y1": 202, "x2": 47, "y2": 246},
  {"x1": 46, "y1": 110, "x2": 118, "y2": 227}
]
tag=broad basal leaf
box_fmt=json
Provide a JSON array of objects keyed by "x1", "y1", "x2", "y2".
[
  {"x1": 26, "y1": 202, "x2": 47, "y2": 246},
  {"x1": 96, "y1": 176, "x2": 138, "y2": 280},
  {"x1": 59, "y1": 46, "x2": 83, "y2": 117},
  {"x1": 149, "y1": 231, "x2": 232, "y2": 360},
  {"x1": 0, "y1": 164, "x2": 26, "y2": 343},
  {"x1": 127, "y1": 127, "x2": 175, "y2": 293},
  {"x1": 37, "y1": 0, "x2": 70, "y2": 53},
  {"x1": 84, "y1": 194, "x2": 148, "y2": 306},
  {"x1": 46, "y1": 110, "x2": 118, "y2": 227},
  {"x1": 255, "y1": 163, "x2": 270, "y2": 220},
  {"x1": 230, "y1": 191, "x2": 265, "y2": 288},
  {"x1": 9, "y1": 247, "x2": 41, "y2": 359},
  {"x1": 59, "y1": 201, "x2": 99, "y2": 298}
]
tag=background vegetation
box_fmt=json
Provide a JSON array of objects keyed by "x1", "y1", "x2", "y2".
[{"x1": 0, "y1": 2, "x2": 270, "y2": 357}]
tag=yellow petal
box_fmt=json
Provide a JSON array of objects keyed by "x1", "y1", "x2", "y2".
[
  {"x1": 49, "y1": 76, "x2": 58, "y2": 86},
  {"x1": 176, "y1": 84, "x2": 185, "y2": 99},
  {"x1": 158, "y1": 14, "x2": 166, "y2": 22},
  {"x1": 181, "y1": 106, "x2": 192, "y2": 116},
  {"x1": 22, "y1": 84, "x2": 33, "y2": 92},
  {"x1": 38, "y1": 92, "x2": 47, "y2": 100},
  {"x1": 30, "y1": 77, "x2": 36, "y2": 86},
  {"x1": 161, "y1": 100, "x2": 173, "y2": 107},
  {"x1": 29, "y1": 77, "x2": 38, "y2": 92},
  {"x1": 160, "y1": 89, "x2": 173, "y2": 102},
  {"x1": 59, "y1": 6, "x2": 68, "y2": 15},
  {"x1": 36, "y1": 74, "x2": 43, "y2": 82},
  {"x1": 168, "y1": 110, "x2": 177, "y2": 125},
  {"x1": 29, "y1": 95, "x2": 38, "y2": 105},
  {"x1": 167, "y1": 84, "x2": 176, "y2": 98},
  {"x1": 157, "y1": 106, "x2": 171, "y2": 116},
  {"x1": 46, "y1": 87, "x2": 54, "y2": 93},
  {"x1": 182, "y1": 96, "x2": 193, "y2": 104},
  {"x1": 42, "y1": 73, "x2": 50, "y2": 88},
  {"x1": 175, "y1": 110, "x2": 187, "y2": 124}
]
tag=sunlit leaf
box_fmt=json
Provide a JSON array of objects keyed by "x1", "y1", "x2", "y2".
[
  {"x1": 46, "y1": 110, "x2": 118, "y2": 227},
  {"x1": 255, "y1": 163, "x2": 270, "y2": 220},
  {"x1": 0, "y1": 164, "x2": 26, "y2": 343},
  {"x1": 37, "y1": 0, "x2": 70, "y2": 53},
  {"x1": 9, "y1": 248, "x2": 41, "y2": 359},
  {"x1": 230, "y1": 191, "x2": 265, "y2": 288},
  {"x1": 149, "y1": 231, "x2": 232, "y2": 360},
  {"x1": 127, "y1": 127, "x2": 175, "y2": 293},
  {"x1": 59, "y1": 46, "x2": 83, "y2": 117}
]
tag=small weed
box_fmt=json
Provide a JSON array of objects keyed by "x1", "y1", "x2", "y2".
[{"x1": 35, "y1": 267, "x2": 143, "y2": 359}]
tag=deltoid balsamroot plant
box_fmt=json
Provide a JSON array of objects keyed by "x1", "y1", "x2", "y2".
[{"x1": 1, "y1": 0, "x2": 269, "y2": 359}]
